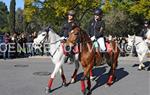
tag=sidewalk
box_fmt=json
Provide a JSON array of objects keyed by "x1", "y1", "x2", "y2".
[{"x1": 28, "y1": 55, "x2": 50, "y2": 58}]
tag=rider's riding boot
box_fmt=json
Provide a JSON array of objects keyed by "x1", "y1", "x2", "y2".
[
  {"x1": 64, "y1": 45, "x2": 74, "y2": 63},
  {"x1": 101, "y1": 51, "x2": 107, "y2": 64}
]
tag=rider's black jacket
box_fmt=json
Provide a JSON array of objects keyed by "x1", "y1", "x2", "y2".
[
  {"x1": 59, "y1": 20, "x2": 79, "y2": 38},
  {"x1": 87, "y1": 18, "x2": 105, "y2": 39},
  {"x1": 139, "y1": 28, "x2": 148, "y2": 39}
]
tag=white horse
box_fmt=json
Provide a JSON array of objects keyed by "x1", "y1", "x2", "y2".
[
  {"x1": 33, "y1": 32, "x2": 46, "y2": 53},
  {"x1": 33, "y1": 28, "x2": 80, "y2": 93},
  {"x1": 127, "y1": 35, "x2": 150, "y2": 70}
]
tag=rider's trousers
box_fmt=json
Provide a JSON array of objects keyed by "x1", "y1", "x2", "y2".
[{"x1": 97, "y1": 37, "x2": 106, "y2": 52}]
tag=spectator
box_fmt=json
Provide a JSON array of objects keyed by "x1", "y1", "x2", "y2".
[{"x1": 3, "y1": 33, "x2": 11, "y2": 59}]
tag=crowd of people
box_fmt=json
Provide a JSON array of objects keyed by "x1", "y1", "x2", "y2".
[{"x1": 1, "y1": 32, "x2": 37, "y2": 59}]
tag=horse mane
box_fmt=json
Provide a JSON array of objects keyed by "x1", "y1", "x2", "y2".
[{"x1": 80, "y1": 29, "x2": 91, "y2": 43}]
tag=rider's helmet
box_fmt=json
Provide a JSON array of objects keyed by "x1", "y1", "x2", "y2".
[
  {"x1": 67, "y1": 10, "x2": 76, "y2": 16},
  {"x1": 144, "y1": 20, "x2": 149, "y2": 27},
  {"x1": 144, "y1": 20, "x2": 148, "y2": 24},
  {"x1": 94, "y1": 8, "x2": 103, "y2": 15}
]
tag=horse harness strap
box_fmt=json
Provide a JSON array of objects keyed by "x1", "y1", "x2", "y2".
[
  {"x1": 135, "y1": 42, "x2": 141, "y2": 46},
  {"x1": 49, "y1": 43, "x2": 60, "y2": 58}
]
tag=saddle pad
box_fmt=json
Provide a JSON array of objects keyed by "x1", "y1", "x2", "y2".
[
  {"x1": 93, "y1": 41, "x2": 99, "y2": 48},
  {"x1": 62, "y1": 43, "x2": 79, "y2": 56},
  {"x1": 73, "y1": 45, "x2": 80, "y2": 54},
  {"x1": 106, "y1": 42, "x2": 112, "y2": 52},
  {"x1": 62, "y1": 44, "x2": 69, "y2": 56}
]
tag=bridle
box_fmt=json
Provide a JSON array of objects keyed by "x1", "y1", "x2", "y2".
[
  {"x1": 128, "y1": 36, "x2": 142, "y2": 49},
  {"x1": 39, "y1": 30, "x2": 61, "y2": 58}
]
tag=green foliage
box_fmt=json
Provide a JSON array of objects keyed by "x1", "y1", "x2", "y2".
[
  {"x1": 16, "y1": 8, "x2": 24, "y2": 32},
  {"x1": 0, "y1": 1, "x2": 9, "y2": 33},
  {"x1": 129, "y1": 0, "x2": 150, "y2": 20},
  {"x1": 9, "y1": 0, "x2": 16, "y2": 33},
  {"x1": 104, "y1": 9, "x2": 137, "y2": 37},
  {"x1": 24, "y1": 0, "x2": 100, "y2": 32},
  {"x1": 23, "y1": 0, "x2": 150, "y2": 36}
]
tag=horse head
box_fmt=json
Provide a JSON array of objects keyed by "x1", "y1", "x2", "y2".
[
  {"x1": 67, "y1": 26, "x2": 81, "y2": 45},
  {"x1": 67, "y1": 26, "x2": 91, "y2": 46},
  {"x1": 127, "y1": 35, "x2": 135, "y2": 47}
]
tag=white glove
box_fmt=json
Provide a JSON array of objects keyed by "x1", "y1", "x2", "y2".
[
  {"x1": 60, "y1": 37, "x2": 65, "y2": 40},
  {"x1": 91, "y1": 36, "x2": 96, "y2": 41}
]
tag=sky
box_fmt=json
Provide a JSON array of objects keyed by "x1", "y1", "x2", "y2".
[{"x1": 0, "y1": 0, "x2": 24, "y2": 10}]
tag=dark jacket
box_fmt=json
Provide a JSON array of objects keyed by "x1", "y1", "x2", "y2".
[
  {"x1": 59, "y1": 20, "x2": 79, "y2": 38},
  {"x1": 140, "y1": 28, "x2": 147, "y2": 38},
  {"x1": 87, "y1": 18, "x2": 105, "y2": 39}
]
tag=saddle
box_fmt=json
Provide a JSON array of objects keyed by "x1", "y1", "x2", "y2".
[
  {"x1": 93, "y1": 40, "x2": 113, "y2": 53},
  {"x1": 62, "y1": 43, "x2": 80, "y2": 56}
]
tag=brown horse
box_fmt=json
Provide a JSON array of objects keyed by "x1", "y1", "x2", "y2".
[{"x1": 67, "y1": 26, "x2": 120, "y2": 95}]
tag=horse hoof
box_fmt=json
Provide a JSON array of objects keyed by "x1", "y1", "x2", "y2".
[
  {"x1": 138, "y1": 67, "x2": 145, "y2": 71},
  {"x1": 70, "y1": 78, "x2": 76, "y2": 84},
  {"x1": 45, "y1": 87, "x2": 51, "y2": 94},
  {"x1": 83, "y1": 88, "x2": 91, "y2": 95},
  {"x1": 90, "y1": 76, "x2": 95, "y2": 81},
  {"x1": 62, "y1": 82, "x2": 69, "y2": 87},
  {"x1": 107, "y1": 82, "x2": 113, "y2": 86},
  {"x1": 147, "y1": 67, "x2": 150, "y2": 71}
]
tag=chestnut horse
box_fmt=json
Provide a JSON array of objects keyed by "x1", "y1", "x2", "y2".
[{"x1": 67, "y1": 26, "x2": 120, "y2": 95}]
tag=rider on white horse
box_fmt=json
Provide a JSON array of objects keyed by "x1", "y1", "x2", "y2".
[
  {"x1": 139, "y1": 20, "x2": 150, "y2": 43},
  {"x1": 87, "y1": 8, "x2": 106, "y2": 55},
  {"x1": 59, "y1": 10, "x2": 79, "y2": 62},
  {"x1": 145, "y1": 21, "x2": 150, "y2": 43},
  {"x1": 59, "y1": 10, "x2": 79, "y2": 40},
  {"x1": 140, "y1": 21, "x2": 149, "y2": 39}
]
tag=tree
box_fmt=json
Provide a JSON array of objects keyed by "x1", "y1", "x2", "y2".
[
  {"x1": 129, "y1": 0, "x2": 150, "y2": 20},
  {"x1": 24, "y1": 0, "x2": 100, "y2": 32},
  {"x1": 0, "y1": 1, "x2": 9, "y2": 33},
  {"x1": 16, "y1": 8, "x2": 24, "y2": 32},
  {"x1": 104, "y1": 9, "x2": 136, "y2": 37},
  {"x1": 9, "y1": 0, "x2": 16, "y2": 33}
]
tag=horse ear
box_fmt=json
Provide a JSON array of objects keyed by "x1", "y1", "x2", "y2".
[{"x1": 128, "y1": 35, "x2": 130, "y2": 37}]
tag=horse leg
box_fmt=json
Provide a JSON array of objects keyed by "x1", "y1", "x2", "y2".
[
  {"x1": 81, "y1": 64, "x2": 93, "y2": 95},
  {"x1": 59, "y1": 66, "x2": 67, "y2": 86},
  {"x1": 46, "y1": 62, "x2": 62, "y2": 94},
  {"x1": 107, "y1": 53, "x2": 118, "y2": 86},
  {"x1": 86, "y1": 77, "x2": 91, "y2": 95},
  {"x1": 81, "y1": 74, "x2": 92, "y2": 95},
  {"x1": 81, "y1": 75, "x2": 86, "y2": 95},
  {"x1": 90, "y1": 68, "x2": 94, "y2": 80},
  {"x1": 70, "y1": 60, "x2": 79, "y2": 84},
  {"x1": 138, "y1": 53, "x2": 145, "y2": 70}
]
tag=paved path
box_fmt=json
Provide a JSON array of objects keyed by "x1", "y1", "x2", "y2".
[{"x1": 0, "y1": 56, "x2": 149, "y2": 95}]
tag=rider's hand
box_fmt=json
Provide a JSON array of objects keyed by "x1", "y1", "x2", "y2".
[
  {"x1": 91, "y1": 36, "x2": 96, "y2": 41},
  {"x1": 60, "y1": 36, "x2": 65, "y2": 40}
]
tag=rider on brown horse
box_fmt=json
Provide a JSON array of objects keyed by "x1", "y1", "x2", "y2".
[{"x1": 87, "y1": 8, "x2": 107, "y2": 58}]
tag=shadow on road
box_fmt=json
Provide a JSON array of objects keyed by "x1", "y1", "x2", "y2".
[
  {"x1": 75, "y1": 66, "x2": 107, "y2": 82},
  {"x1": 91, "y1": 67, "x2": 129, "y2": 91},
  {"x1": 50, "y1": 66, "x2": 129, "y2": 93},
  {"x1": 51, "y1": 84, "x2": 63, "y2": 92},
  {"x1": 132, "y1": 61, "x2": 150, "y2": 69}
]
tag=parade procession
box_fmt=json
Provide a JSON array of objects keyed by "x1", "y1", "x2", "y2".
[{"x1": 0, "y1": 0, "x2": 150, "y2": 95}]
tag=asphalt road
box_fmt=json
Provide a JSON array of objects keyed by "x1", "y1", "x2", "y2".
[{"x1": 0, "y1": 56, "x2": 149, "y2": 95}]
